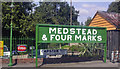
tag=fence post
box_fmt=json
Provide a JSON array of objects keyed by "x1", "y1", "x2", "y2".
[
  {"x1": 114, "y1": 48, "x2": 116, "y2": 62},
  {"x1": 118, "y1": 48, "x2": 120, "y2": 62},
  {"x1": 15, "y1": 37, "x2": 16, "y2": 51},
  {"x1": 31, "y1": 46, "x2": 33, "y2": 58}
]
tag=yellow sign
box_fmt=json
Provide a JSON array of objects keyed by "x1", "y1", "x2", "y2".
[{"x1": 0, "y1": 41, "x2": 3, "y2": 56}]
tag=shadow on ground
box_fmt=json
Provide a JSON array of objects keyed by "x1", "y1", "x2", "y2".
[{"x1": 42, "y1": 55, "x2": 103, "y2": 64}]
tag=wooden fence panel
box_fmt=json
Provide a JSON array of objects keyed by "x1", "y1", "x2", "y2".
[{"x1": 107, "y1": 30, "x2": 120, "y2": 60}]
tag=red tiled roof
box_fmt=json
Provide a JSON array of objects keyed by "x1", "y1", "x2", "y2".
[{"x1": 97, "y1": 11, "x2": 120, "y2": 29}]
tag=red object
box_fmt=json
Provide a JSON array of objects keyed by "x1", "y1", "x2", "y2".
[
  {"x1": 17, "y1": 45, "x2": 27, "y2": 52},
  {"x1": 0, "y1": 47, "x2": 3, "y2": 49}
]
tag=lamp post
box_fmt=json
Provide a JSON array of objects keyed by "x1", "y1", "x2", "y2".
[{"x1": 8, "y1": 1, "x2": 14, "y2": 66}]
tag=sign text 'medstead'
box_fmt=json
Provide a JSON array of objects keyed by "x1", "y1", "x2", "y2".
[{"x1": 48, "y1": 28, "x2": 102, "y2": 41}]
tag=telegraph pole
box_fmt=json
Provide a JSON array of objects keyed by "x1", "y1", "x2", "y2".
[
  {"x1": 8, "y1": 0, "x2": 14, "y2": 66},
  {"x1": 70, "y1": 0, "x2": 72, "y2": 25},
  {"x1": 69, "y1": 0, "x2": 72, "y2": 46}
]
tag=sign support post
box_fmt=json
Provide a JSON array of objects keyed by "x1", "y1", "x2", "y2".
[
  {"x1": 104, "y1": 43, "x2": 107, "y2": 63},
  {"x1": 104, "y1": 29, "x2": 107, "y2": 63},
  {"x1": 36, "y1": 25, "x2": 38, "y2": 67}
]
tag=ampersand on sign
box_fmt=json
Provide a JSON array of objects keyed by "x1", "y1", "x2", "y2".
[{"x1": 42, "y1": 34, "x2": 47, "y2": 41}]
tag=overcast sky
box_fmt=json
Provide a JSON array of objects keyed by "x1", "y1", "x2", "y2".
[
  {"x1": 73, "y1": 2, "x2": 111, "y2": 24},
  {"x1": 34, "y1": 0, "x2": 115, "y2": 2},
  {"x1": 34, "y1": 0, "x2": 115, "y2": 24}
]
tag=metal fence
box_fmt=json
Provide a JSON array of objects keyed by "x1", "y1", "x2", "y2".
[{"x1": 2, "y1": 37, "x2": 35, "y2": 53}]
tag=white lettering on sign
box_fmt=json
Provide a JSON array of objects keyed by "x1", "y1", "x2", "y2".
[
  {"x1": 58, "y1": 28, "x2": 62, "y2": 34},
  {"x1": 82, "y1": 29, "x2": 86, "y2": 35},
  {"x1": 49, "y1": 27, "x2": 56, "y2": 34},
  {"x1": 70, "y1": 28, "x2": 75, "y2": 34},
  {"x1": 92, "y1": 36, "x2": 96, "y2": 41},
  {"x1": 18, "y1": 47, "x2": 26, "y2": 50},
  {"x1": 76, "y1": 28, "x2": 81, "y2": 34},
  {"x1": 97, "y1": 36, "x2": 102, "y2": 41},
  {"x1": 63, "y1": 28, "x2": 68, "y2": 34},
  {"x1": 82, "y1": 35, "x2": 87, "y2": 41},
  {"x1": 42, "y1": 28, "x2": 103, "y2": 42},
  {"x1": 61, "y1": 35, "x2": 66, "y2": 41},
  {"x1": 75, "y1": 35, "x2": 81, "y2": 41},
  {"x1": 55, "y1": 35, "x2": 60, "y2": 41},
  {"x1": 50, "y1": 35, "x2": 55, "y2": 41},
  {"x1": 87, "y1": 29, "x2": 91, "y2": 35},
  {"x1": 50, "y1": 35, "x2": 72, "y2": 41},
  {"x1": 93, "y1": 29, "x2": 97, "y2": 35},
  {"x1": 42, "y1": 34, "x2": 47, "y2": 41},
  {"x1": 67, "y1": 35, "x2": 72, "y2": 41},
  {"x1": 88, "y1": 35, "x2": 91, "y2": 41}
]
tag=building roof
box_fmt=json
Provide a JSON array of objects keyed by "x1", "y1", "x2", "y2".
[{"x1": 92, "y1": 11, "x2": 120, "y2": 29}]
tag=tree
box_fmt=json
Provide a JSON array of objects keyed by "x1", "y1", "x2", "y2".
[
  {"x1": 33, "y1": 2, "x2": 79, "y2": 25},
  {"x1": 2, "y1": 2, "x2": 35, "y2": 37},
  {"x1": 85, "y1": 17, "x2": 92, "y2": 26},
  {"x1": 107, "y1": 1, "x2": 120, "y2": 13},
  {"x1": 80, "y1": 22, "x2": 84, "y2": 26},
  {"x1": 0, "y1": 2, "x2": 2, "y2": 40},
  {"x1": 2, "y1": 2, "x2": 80, "y2": 37},
  {"x1": 32, "y1": 2, "x2": 79, "y2": 49}
]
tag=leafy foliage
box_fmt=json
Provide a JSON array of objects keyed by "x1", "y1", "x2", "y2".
[
  {"x1": 68, "y1": 43, "x2": 103, "y2": 57},
  {"x1": 69, "y1": 45, "x2": 84, "y2": 52},
  {"x1": 61, "y1": 45, "x2": 70, "y2": 49},
  {"x1": 2, "y1": 2, "x2": 79, "y2": 37},
  {"x1": 85, "y1": 17, "x2": 92, "y2": 26},
  {"x1": 107, "y1": 1, "x2": 120, "y2": 13},
  {"x1": 33, "y1": 2, "x2": 79, "y2": 25},
  {"x1": 2, "y1": 2, "x2": 35, "y2": 36}
]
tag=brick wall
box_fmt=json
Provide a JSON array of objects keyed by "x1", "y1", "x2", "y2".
[{"x1": 2, "y1": 58, "x2": 43, "y2": 64}]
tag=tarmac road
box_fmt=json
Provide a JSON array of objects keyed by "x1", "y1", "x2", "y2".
[
  {"x1": 41, "y1": 60, "x2": 119, "y2": 67},
  {"x1": 2, "y1": 60, "x2": 119, "y2": 68}
]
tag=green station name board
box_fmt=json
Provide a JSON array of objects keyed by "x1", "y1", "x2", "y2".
[{"x1": 37, "y1": 24, "x2": 106, "y2": 43}]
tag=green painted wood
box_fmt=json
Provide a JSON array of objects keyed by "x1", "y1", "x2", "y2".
[
  {"x1": 35, "y1": 24, "x2": 107, "y2": 67},
  {"x1": 36, "y1": 25, "x2": 38, "y2": 67},
  {"x1": 37, "y1": 24, "x2": 106, "y2": 43}
]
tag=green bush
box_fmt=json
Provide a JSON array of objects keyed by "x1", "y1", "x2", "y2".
[
  {"x1": 69, "y1": 45, "x2": 85, "y2": 52},
  {"x1": 61, "y1": 45, "x2": 70, "y2": 49}
]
